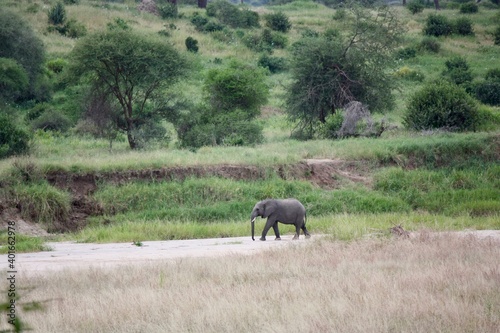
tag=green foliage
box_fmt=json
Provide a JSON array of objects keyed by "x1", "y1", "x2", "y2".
[
  {"x1": 8, "y1": 181, "x2": 71, "y2": 228},
  {"x1": 474, "y1": 68, "x2": 500, "y2": 106},
  {"x1": 69, "y1": 29, "x2": 186, "y2": 149},
  {"x1": 395, "y1": 46, "x2": 417, "y2": 60},
  {"x1": 0, "y1": 8, "x2": 45, "y2": 101},
  {"x1": 48, "y1": 2, "x2": 66, "y2": 25},
  {"x1": 46, "y1": 58, "x2": 68, "y2": 74},
  {"x1": 107, "y1": 17, "x2": 131, "y2": 31},
  {"x1": 257, "y1": 54, "x2": 288, "y2": 73},
  {"x1": 0, "y1": 114, "x2": 30, "y2": 158},
  {"x1": 424, "y1": 13, "x2": 453, "y2": 37},
  {"x1": 320, "y1": 112, "x2": 344, "y2": 139},
  {"x1": 30, "y1": 109, "x2": 72, "y2": 132},
  {"x1": 404, "y1": 80, "x2": 479, "y2": 131},
  {"x1": 286, "y1": 4, "x2": 402, "y2": 137},
  {"x1": 374, "y1": 165, "x2": 500, "y2": 216},
  {"x1": 204, "y1": 60, "x2": 268, "y2": 116},
  {"x1": 493, "y1": 25, "x2": 500, "y2": 45},
  {"x1": 242, "y1": 28, "x2": 288, "y2": 52},
  {"x1": 418, "y1": 36, "x2": 441, "y2": 53},
  {"x1": 158, "y1": 2, "x2": 178, "y2": 19},
  {"x1": 264, "y1": 11, "x2": 292, "y2": 33},
  {"x1": 441, "y1": 56, "x2": 473, "y2": 86},
  {"x1": 453, "y1": 17, "x2": 474, "y2": 36},
  {"x1": 206, "y1": 0, "x2": 260, "y2": 29},
  {"x1": 0, "y1": 232, "x2": 51, "y2": 254},
  {"x1": 407, "y1": 1, "x2": 425, "y2": 15},
  {"x1": 185, "y1": 36, "x2": 199, "y2": 53},
  {"x1": 459, "y1": 2, "x2": 478, "y2": 14},
  {"x1": 190, "y1": 13, "x2": 224, "y2": 32},
  {"x1": 393, "y1": 66, "x2": 425, "y2": 82},
  {"x1": 0, "y1": 57, "x2": 29, "y2": 101}
]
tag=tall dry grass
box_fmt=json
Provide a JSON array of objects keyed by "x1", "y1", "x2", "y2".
[{"x1": 13, "y1": 234, "x2": 500, "y2": 332}]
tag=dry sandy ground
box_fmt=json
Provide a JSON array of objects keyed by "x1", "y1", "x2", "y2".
[
  {"x1": 2, "y1": 230, "x2": 499, "y2": 275},
  {"x1": 3, "y1": 235, "x2": 311, "y2": 274}
]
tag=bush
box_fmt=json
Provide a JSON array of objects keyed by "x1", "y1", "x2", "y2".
[
  {"x1": 442, "y1": 56, "x2": 473, "y2": 86},
  {"x1": 494, "y1": 26, "x2": 500, "y2": 45},
  {"x1": 395, "y1": 47, "x2": 417, "y2": 60},
  {"x1": 61, "y1": 18, "x2": 87, "y2": 38},
  {"x1": 393, "y1": 66, "x2": 425, "y2": 82},
  {"x1": 264, "y1": 11, "x2": 292, "y2": 33},
  {"x1": 48, "y1": 2, "x2": 66, "y2": 25},
  {"x1": 158, "y1": 2, "x2": 178, "y2": 19},
  {"x1": 0, "y1": 114, "x2": 30, "y2": 158},
  {"x1": 0, "y1": 57, "x2": 29, "y2": 101},
  {"x1": 453, "y1": 17, "x2": 474, "y2": 36},
  {"x1": 47, "y1": 58, "x2": 68, "y2": 74},
  {"x1": 257, "y1": 54, "x2": 288, "y2": 73},
  {"x1": 185, "y1": 37, "x2": 199, "y2": 53},
  {"x1": 459, "y1": 2, "x2": 478, "y2": 14},
  {"x1": 31, "y1": 109, "x2": 72, "y2": 132},
  {"x1": 405, "y1": 80, "x2": 479, "y2": 131},
  {"x1": 418, "y1": 37, "x2": 440, "y2": 53},
  {"x1": 206, "y1": 0, "x2": 259, "y2": 29},
  {"x1": 474, "y1": 69, "x2": 500, "y2": 105},
  {"x1": 424, "y1": 13, "x2": 453, "y2": 37},
  {"x1": 407, "y1": 1, "x2": 425, "y2": 15},
  {"x1": 320, "y1": 112, "x2": 344, "y2": 139}
]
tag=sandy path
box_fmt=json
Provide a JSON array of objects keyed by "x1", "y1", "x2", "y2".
[
  {"x1": 2, "y1": 235, "x2": 309, "y2": 274},
  {"x1": 3, "y1": 230, "x2": 499, "y2": 275}
]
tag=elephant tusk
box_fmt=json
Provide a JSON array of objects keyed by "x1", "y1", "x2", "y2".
[{"x1": 251, "y1": 217, "x2": 256, "y2": 223}]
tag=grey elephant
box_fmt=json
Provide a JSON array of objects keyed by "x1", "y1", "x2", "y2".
[{"x1": 250, "y1": 198, "x2": 311, "y2": 241}]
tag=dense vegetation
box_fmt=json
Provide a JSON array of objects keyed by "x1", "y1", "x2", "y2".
[{"x1": 0, "y1": 0, "x2": 499, "y2": 250}]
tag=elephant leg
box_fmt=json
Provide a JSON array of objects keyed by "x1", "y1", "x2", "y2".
[
  {"x1": 261, "y1": 218, "x2": 276, "y2": 241},
  {"x1": 272, "y1": 222, "x2": 281, "y2": 240},
  {"x1": 293, "y1": 224, "x2": 300, "y2": 240},
  {"x1": 301, "y1": 224, "x2": 311, "y2": 239}
]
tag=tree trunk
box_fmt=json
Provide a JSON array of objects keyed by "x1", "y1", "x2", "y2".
[
  {"x1": 434, "y1": 0, "x2": 440, "y2": 10},
  {"x1": 198, "y1": 0, "x2": 207, "y2": 8}
]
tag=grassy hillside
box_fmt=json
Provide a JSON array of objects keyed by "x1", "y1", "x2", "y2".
[{"x1": 0, "y1": 0, "x2": 499, "y2": 249}]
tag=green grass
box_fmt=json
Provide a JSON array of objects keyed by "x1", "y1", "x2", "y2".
[
  {"x1": 71, "y1": 212, "x2": 500, "y2": 243},
  {"x1": 0, "y1": 233, "x2": 52, "y2": 254}
]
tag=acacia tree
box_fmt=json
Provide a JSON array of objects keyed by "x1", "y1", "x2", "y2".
[
  {"x1": 69, "y1": 29, "x2": 185, "y2": 149},
  {"x1": 286, "y1": 3, "x2": 403, "y2": 138}
]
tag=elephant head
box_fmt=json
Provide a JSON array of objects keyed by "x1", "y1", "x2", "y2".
[{"x1": 250, "y1": 200, "x2": 271, "y2": 241}]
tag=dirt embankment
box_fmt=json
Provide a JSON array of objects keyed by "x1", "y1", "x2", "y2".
[{"x1": 1, "y1": 159, "x2": 372, "y2": 234}]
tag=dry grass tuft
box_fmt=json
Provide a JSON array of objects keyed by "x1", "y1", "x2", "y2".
[{"x1": 10, "y1": 234, "x2": 500, "y2": 332}]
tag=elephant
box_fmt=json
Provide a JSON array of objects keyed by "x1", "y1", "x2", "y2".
[{"x1": 250, "y1": 198, "x2": 311, "y2": 241}]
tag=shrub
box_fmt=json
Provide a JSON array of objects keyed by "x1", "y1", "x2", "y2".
[
  {"x1": 395, "y1": 47, "x2": 417, "y2": 60},
  {"x1": 407, "y1": 1, "x2": 425, "y2": 15},
  {"x1": 459, "y1": 2, "x2": 478, "y2": 14},
  {"x1": 185, "y1": 37, "x2": 199, "y2": 53},
  {"x1": 31, "y1": 109, "x2": 72, "y2": 132},
  {"x1": 257, "y1": 54, "x2": 288, "y2": 73},
  {"x1": 424, "y1": 13, "x2": 453, "y2": 37},
  {"x1": 61, "y1": 18, "x2": 87, "y2": 38},
  {"x1": 206, "y1": 0, "x2": 259, "y2": 29},
  {"x1": 46, "y1": 58, "x2": 68, "y2": 74},
  {"x1": 418, "y1": 37, "x2": 440, "y2": 53},
  {"x1": 442, "y1": 56, "x2": 473, "y2": 86},
  {"x1": 264, "y1": 11, "x2": 292, "y2": 33},
  {"x1": 0, "y1": 58, "x2": 29, "y2": 101},
  {"x1": 474, "y1": 70, "x2": 500, "y2": 105},
  {"x1": 393, "y1": 66, "x2": 425, "y2": 82},
  {"x1": 405, "y1": 80, "x2": 479, "y2": 131},
  {"x1": 494, "y1": 26, "x2": 500, "y2": 45},
  {"x1": 320, "y1": 112, "x2": 344, "y2": 139},
  {"x1": 453, "y1": 17, "x2": 474, "y2": 36},
  {"x1": 158, "y1": 2, "x2": 178, "y2": 19},
  {"x1": 48, "y1": 2, "x2": 66, "y2": 25},
  {"x1": 0, "y1": 114, "x2": 30, "y2": 158}
]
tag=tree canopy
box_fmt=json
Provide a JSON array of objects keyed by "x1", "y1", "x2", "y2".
[
  {"x1": 285, "y1": 3, "x2": 403, "y2": 138},
  {"x1": 0, "y1": 8, "x2": 45, "y2": 101},
  {"x1": 69, "y1": 29, "x2": 186, "y2": 149}
]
